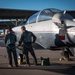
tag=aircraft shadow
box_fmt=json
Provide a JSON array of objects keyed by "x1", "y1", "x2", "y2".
[{"x1": 0, "y1": 62, "x2": 75, "y2": 75}]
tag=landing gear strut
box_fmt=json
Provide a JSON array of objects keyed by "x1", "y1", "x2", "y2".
[
  {"x1": 59, "y1": 48, "x2": 74, "y2": 61},
  {"x1": 63, "y1": 51, "x2": 70, "y2": 61}
]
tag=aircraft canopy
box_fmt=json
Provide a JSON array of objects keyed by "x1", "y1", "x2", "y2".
[{"x1": 27, "y1": 8, "x2": 73, "y2": 24}]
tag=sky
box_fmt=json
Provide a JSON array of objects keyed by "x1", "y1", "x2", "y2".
[{"x1": 0, "y1": 0, "x2": 75, "y2": 11}]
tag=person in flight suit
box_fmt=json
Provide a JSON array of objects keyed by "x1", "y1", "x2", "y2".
[
  {"x1": 18, "y1": 26, "x2": 37, "y2": 66},
  {"x1": 5, "y1": 28, "x2": 18, "y2": 67}
]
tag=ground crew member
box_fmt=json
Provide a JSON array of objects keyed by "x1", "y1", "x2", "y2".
[
  {"x1": 5, "y1": 28, "x2": 18, "y2": 67},
  {"x1": 18, "y1": 26, "x2": 37, "y2": 66}
]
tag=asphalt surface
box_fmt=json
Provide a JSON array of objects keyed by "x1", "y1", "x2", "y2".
[
  {"x1": 0, "y1": 39, "x2": 75, "y2": 75},
  {"x1": 0, "y1": 47, "x2": 75, "y2": 75}
]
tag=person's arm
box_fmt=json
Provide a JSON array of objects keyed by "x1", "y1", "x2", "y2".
[
  {"x1": 18, "y1": 33, "x2": 24, "y2": 46},
  {"x1": 5, "y1": 35, "x2": 8, "y2": 44},
  {"x1": 15, "y1": 35, "x2": 17, "y2": 42},
  {"x1": 31, "y1": 32, "x2": 36, "y2": 43}
]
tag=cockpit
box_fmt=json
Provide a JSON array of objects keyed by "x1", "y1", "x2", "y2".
[{"x1": 26, "y1": 8, "x2": 73, "y2": 24}]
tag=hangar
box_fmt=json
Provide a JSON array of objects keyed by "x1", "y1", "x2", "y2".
[
  {"x1": 0, "y1": 8, "x2": 38, "y2": 29},
  {"x1": 0, "y1": 8, "x2": 75, "y2": 29}
]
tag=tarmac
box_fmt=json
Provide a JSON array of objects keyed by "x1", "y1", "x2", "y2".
[{"x1": 0, "y1": 46, "x2": 75, "y2": 75}]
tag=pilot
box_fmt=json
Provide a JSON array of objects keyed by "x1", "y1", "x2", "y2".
[
  {"x1": 5, "y1": 28, "x2": 18, "y2": 67},
  {"x1": 18, "y1": 26, "x2": 37, "y2": 66}
]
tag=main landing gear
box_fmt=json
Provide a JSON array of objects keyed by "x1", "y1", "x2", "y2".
[{"x1": 59, "y1": 48, "x2": 74, "y2": 61}]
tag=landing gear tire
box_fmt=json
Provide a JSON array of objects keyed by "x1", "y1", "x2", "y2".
[
  {"x1": 64, "y1": 51, "x2": 69, "y2": 60},
  {"x1": 59, "y1": 51, "x2": 69, "y2": 61}
]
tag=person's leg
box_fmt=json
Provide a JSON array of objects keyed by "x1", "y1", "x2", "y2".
[
  {"x1": 12, "y1": 48, "x2": 18, "y2": 67},
  {"x1": 7, "y1": 48, "x2": 13, "y2": 66},
  {"x1": 29, "y1": 47, "x2": 37, "y2": 65},
  {"x1": 19, "y1": 53, "x2": 23, "y2": 62},
  {"x1": 24, "y1": 47, "x2": 30, "y2": 66}
]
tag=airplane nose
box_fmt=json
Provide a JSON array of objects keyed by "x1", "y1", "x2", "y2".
[{"x1": 52, "y1": 12, "x2": 75, "y2": 45}]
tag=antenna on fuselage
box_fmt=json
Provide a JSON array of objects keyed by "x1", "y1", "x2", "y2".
[{"x1": 63, "y1": 10, "x2": 66, "y2": 14}]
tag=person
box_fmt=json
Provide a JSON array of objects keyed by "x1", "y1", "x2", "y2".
[
  {"x1": 18, "y1": 26, "x2": 37, "y2": 66},
  {"x1": 5, "y1": 28, "x2": 18, "y2": 67}
]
